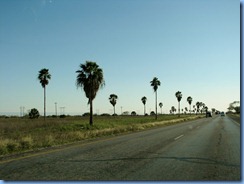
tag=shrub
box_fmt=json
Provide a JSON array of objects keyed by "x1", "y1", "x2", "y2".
[
  {"x1": 20, "y1": 136, "x2": 33, "y2": 149},
  {"x1": 29, "y1": 108, "x2": 40, "y2": 119},
  {"x1": 0, "y1": 140, "x2": 9, "y2": 155},
  {"x1": 60, "y1": 114, "x2": 66, "y2": 118},
  {"x1": 100, "y1": 113, "x2": 110, "y2": 116},
  {"x1": 42, "y1": 135, "x2": 54, "y2": 147},
  {"x1": 131, "y1": 111, "x2": 137, "y2": 116},
  {"x1": 82, "y1": 112, "x2": 90, "y2": 117},
  {"x1": 7, "y1": 141, "x2": 19, "y2": 152},
  {"x1": 150, "y1": 111, "x2": 155, "y2": 116}
]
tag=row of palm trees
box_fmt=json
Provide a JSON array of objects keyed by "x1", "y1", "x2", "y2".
[
  {"x1": 38, "y1": 61, "x2": 208, "y2": 125},
  {"x1": 140, "y1": 93, "x2": 193, "y2": 118}
]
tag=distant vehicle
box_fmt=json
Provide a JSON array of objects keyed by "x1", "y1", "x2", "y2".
[
  {"x1": 221, "y1": 112, "x2": 225, "y2": 116},
  {"x1": 206, "y1": 111, "x2": 212, "y2": 117}
]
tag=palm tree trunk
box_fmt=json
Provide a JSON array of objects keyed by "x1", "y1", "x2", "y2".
[
  {"x1": 178, "y1": 101, "x2": 180, "y2": 117},
  {"x1": 44, "y1": 86, "x2": 46, "y2": 121},
  {"x1": 144, "y1": 104, "x2": 146, "y2": 115},
  {"x1": 89, "y1": 98, "x2": 93, "y2": 126},
  {"x1": 113, "y1": 105, "x2": 115, "y2": 115},
  {"x1": 155, "y1": 91, "x2": 157, "y2": 120}
]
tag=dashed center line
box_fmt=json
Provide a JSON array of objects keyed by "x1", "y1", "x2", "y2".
[{"x1": 174, "y1": 134, "x2": 184, "y2": 141}]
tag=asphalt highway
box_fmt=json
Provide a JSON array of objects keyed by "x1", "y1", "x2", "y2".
[{"x1": 0, "y1": 115, "x2": 240, "y2": 180}]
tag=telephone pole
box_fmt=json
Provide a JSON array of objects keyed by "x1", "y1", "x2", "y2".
[
  {"x1": 55, "y1": 102, "x2": 57, "y2": 117},
  {"x1": 20, "y1": 106, "x2": 25, "y2": 117}
]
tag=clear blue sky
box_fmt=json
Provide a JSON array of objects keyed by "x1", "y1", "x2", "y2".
[{"x1": 0, "y1": 0, "x2": 240, "y2": 116}]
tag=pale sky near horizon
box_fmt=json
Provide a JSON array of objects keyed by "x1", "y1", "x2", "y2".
[{"x1": 0, "y1": 0, "x2": 240, "y2": 116}]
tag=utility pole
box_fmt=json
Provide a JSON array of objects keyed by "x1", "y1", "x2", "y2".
[
  {"x1": 60, "y1": 107, "x2": 65, "y2": 115},
  {"x1": 20, "y1": 106, "x2": 25, "y2": 117},
  {"x1": 55, "y1": 102, "x2": 57, "y2": 117}
]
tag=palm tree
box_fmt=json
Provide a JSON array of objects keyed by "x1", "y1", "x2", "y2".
[
  {"x1": 193, "y1": 105, "x2": 196, "y2": 114},
  {"x1": 141, "y1": 96, "x2": 147, "y2": 115},
  {"x1": 159, "y1": 102, "x2": 163, "y2": 114},
  {"x1": 185, "y1": 107, "x2": 188, "y2": 114},
  {"x1": 38, "y1": 68, "x2": 51, "y2": 120},
  {"x1": 76, "y1": 61, "x2": 105, "y2": 126},
  {"x1": 187, "y1": 96, "x2": 193, "y2": 115},
  {"x1": 150, "y1": 77, "x2": 161, "y2": 120},
  {"x1": 196, "y1": 102, "x2": 200, "y2": 114},
  {"x1": 175, "y1": 91, "x2": 182, "y2": 117},
  {"x1": 109, "y1": 94, "x2": 118, "y2": 115}
]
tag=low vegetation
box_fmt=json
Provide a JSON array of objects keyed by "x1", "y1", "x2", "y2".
[{"x1": 0, "y1": 114, "x2": 203, "y2": 156}]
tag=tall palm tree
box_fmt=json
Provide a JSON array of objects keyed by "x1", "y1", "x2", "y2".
[
  {"x1": 109, "y1": 94, "x2": 118, "y2": 115},
  {"x1": 187, "y1": 96, "x2": 193, "y2": 115},
  {"x1": 150, "y1": 77, "x2": 161, "y2": 120},
  {"x1": 159, "y1": 102, "x2": 163, "y2": 114},
  {"x1": 76, "y1": 61, "x2": 105, "y2": 126},
  {"x1": 38, "y1": 68, "x2": 51, "y2": 120},
  {"x1": 141, "y1": 96, "x2": 147, "y2": 115},
  {"x1": 175, "y1": 91, "x2": 182, "y2": 117}
]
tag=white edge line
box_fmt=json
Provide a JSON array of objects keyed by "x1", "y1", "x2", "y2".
[{"x1": 174, "y1": 134, "x2": 184, "y2": 141}]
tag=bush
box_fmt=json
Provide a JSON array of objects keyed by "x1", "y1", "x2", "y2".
[
  {"x1": 42, "y1": 135, "x2": 54, "y2": 147},
  {"x1": 150, "y1": 111, "x2": 155, "y2": 116},
  {"x1": 20, "y1": 136, "x2": 33, "y2": 149},
  {"x1": 82, "y1": 112, "x2": 90, "y2": 117},
  {"x1": 60, "y1": 114, "x2": 66, "y2": 118},
  {"x1": 131, "y1": 111, "x2": 137, "y2": 116},
  {"x1": 7, "y1": 141, "x2": 19, "y2": 152},
  {"x1": 100, "y1": 113, "x2": 110, "y2": 116},
  {"x1": 29, "y1": 108, "x2": 40, "y2": 119}
]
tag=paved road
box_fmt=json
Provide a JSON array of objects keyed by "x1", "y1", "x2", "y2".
[{"x1": 0, "y1": 115, "x2": 240, "y2": 180}]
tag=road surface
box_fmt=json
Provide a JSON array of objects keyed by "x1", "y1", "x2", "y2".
[{"x1": 0, "y1": 115, "x2": 240, "y2": 180}]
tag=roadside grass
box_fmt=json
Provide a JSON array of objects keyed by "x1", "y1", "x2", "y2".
[{"x1": 0, "y1": 114, "x2": 203, "y2": 156}]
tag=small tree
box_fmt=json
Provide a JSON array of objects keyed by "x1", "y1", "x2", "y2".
[
  {"x1": 171, "y1": 106, "x2": 176, "y2": 114},
  {"x1": 150, "y1": 111, "x2": 155, "y2": 116},
  {"x1": 109, "y1": 94, "x2": 118, "y2": 115},
  {"x1": 131, "y1": 111, "x2": 137, "y2": 116},
  {"x1": 141, "y1": 96, "x2": 147, "y2": 115},
  {"x1": 196, "y1": 102, "x2": 201, "y2": 114},
  {"x1": 159, "y1": 102, "x2": 163, "y2": 114},
  {"x1": 29, "y1": 108, "x2": 40, "y2": 119}
]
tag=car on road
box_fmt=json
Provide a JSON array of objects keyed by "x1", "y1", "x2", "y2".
[{"x1": 221, "y1": 112, "x2": 225, "y2": 116}]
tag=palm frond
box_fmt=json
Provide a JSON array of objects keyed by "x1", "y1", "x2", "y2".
[
  {"x1": 76, "y1": 61, "x2": 105, "y2": 104},
  {"x1": 38, "y1": 68, "x2": 51, "y2": 88}
]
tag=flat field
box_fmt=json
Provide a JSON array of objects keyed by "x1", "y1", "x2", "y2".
[{"x1": 0, "y1": 114, "x2": 203, "y2": 156}]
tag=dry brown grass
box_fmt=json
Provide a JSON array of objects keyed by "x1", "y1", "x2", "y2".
[{"x1": 0, "y1": 114, "x2": 203, "y2": 156}]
